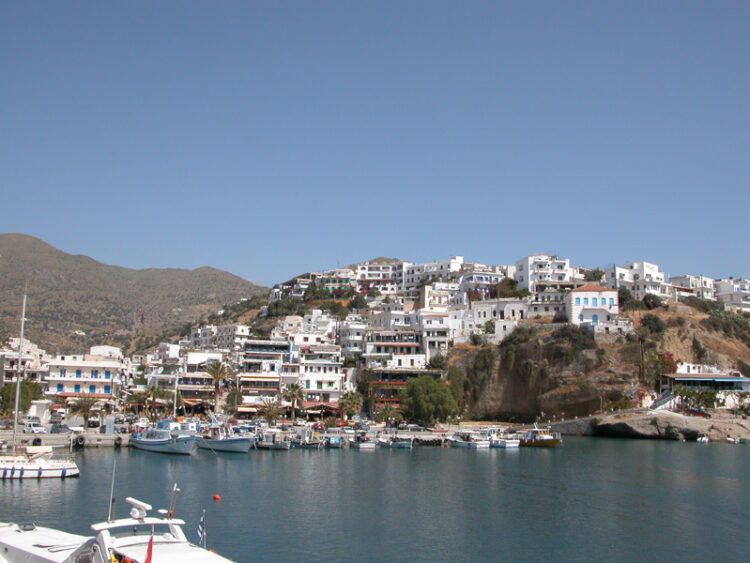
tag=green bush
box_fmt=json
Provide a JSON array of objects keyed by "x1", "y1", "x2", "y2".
[{"x1": 641, "y1": 314, "x2": 666, "y2": 335}]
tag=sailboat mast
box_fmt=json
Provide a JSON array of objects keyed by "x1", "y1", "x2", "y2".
[{"x1": 12, "y1": 294, "x2": 27, "y2": 454}]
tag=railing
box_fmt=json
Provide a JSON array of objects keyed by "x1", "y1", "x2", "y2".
[{"x1": 650, "y1": 392, "x2": 674, "y2": 410}]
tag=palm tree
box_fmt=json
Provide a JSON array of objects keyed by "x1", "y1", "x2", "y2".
[
  {"x1": 282, "y1": 383, "x2": 305, "y2": 423},
  {"x1": 146, "y1": 385, "x2": 170, "y2": 419},
  {"x1": 126, "y1": 393, "x2": 147, "y2": 416},
  {"x1": 374, "y1": 403, "x2": 403, "y2": 425},
  {"x1": 206, "y1": 362, "x2": 235, "y2": 413},
  {"x1": 338, "y1": 391, "x2": 363, "y2": 422},
  {"x1": 69, "y1": 395, "x2": 99, "y2": 428},
  {"x1": 224, "y1": 388, "x2": 243, "y2": 417},
  {"x1": 257, "y1": 399, "x2": 282, "y2": 425}
]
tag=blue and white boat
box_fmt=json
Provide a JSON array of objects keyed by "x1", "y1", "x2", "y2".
[
  {"x1": 377, "y1": 436, "x2": 413, "y2": 449},
  {"x1": 131, "y1": 420, "x2": 199, "y2": 455},
  {"x1": 198, "y1": 423, "x2": 254, "y2": 453},
  {"x1": 325, "y1": 435, "x2": 344, "y2": 449}
]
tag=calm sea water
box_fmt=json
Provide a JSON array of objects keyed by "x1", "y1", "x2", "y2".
[{"x1": 1, "y1": 437, "x2": 749, "y2": 562}]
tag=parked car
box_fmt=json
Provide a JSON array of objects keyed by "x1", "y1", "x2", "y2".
[
  {"x1": 23, "y1": 421, "x2": 46, "y2": 434},
  {"x1": 50, "y1": 412, "x2": 64, "y2": 424},
  {"x1": 88, "y1": 414, "x2": 101, "y2": 428},
  {"x1": 353, "y1": 422, "x2": 370, "y2": 431},
  {"x1": 406, "y1": 424, "x2": 424, "y2": 432},
  {"x1": 50, "y1": 423, "x2": 72, "y2": 434},
  {"x1": 312, "y1": 422, "x2": 325, "y2": 431}
]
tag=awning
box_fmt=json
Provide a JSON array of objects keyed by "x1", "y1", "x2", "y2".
[{"x1": 181, "y1": 399, "x2": 204, "y2": 407}]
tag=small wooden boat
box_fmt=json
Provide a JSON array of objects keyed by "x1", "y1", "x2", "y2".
[
  {"x1": 518, "y1": 426, "x2": 561, "y2": 448},
  {"x1": 377, "y1": 436, "x2": 413, "y2": 449}
]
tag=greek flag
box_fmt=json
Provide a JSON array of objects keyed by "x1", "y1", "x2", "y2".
[{"x1": 196, "y1": 512, "x2": 205, "y2": 543}]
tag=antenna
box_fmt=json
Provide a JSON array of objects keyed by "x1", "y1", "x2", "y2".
[{"x1": 107, "y1": 460, "x2": 116, "y2": 522}]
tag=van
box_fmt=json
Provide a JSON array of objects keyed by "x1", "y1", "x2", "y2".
[{"x1": 23, "y1": 421, "x2": 46, "y2": 434}]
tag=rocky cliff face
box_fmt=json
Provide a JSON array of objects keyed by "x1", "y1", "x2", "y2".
[{"x1": 592, "y1": 411, "x2": 750, "y2": 442}]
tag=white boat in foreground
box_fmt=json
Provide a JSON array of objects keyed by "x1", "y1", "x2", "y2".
[
  {"x1": 0, "y1": 492, "x2": 234, "y2": 562},
  {"x1": 198, "y1": 424, "x2": 254, "y2": 453},
  {"x1": 0, "y1": 446, "x2": 80, "y2": 480},
  {"x1": 131, "y1": 426, "x2": 198, "y2": 455},
  {"x1": 489, "y1": 430, "x2": 520, "y2": 449}
]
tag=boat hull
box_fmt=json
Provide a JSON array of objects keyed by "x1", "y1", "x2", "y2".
[
  {"x1": 519, "y1": 438, "x2": 561, "y2": 448},
  {"x1": 0, "y1": 457, "x2": 80, "y2": 479},
  {"x1": 349, "y1": 440, "x2": 376, "y2": 449},
  {"x1": 490, "y1": 439, "x2": 520, "y2": 448},
  {"x1": 131, "y1": 436, "x2": 198, "y2": 455},
  {"x1": 449, "y1": 438, "x2": 490, "y2": 449},
  {"x1": 377, "y1": 438, "x2": 413, "y2": 449},
  {"x1": 198, "y1": 437, "x2": 254, "y2": 453}
]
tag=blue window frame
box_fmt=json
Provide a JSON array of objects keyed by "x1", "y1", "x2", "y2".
[
  {"x1": 91, "y1": 370, "x2": 98, "y2": 379},
  {"x1": 609, "y1": 298, "x2": 615, "y2": 305},
  {"x1": 593, "y1": 298, "x2": 598, "y2": 306},
  {"x1": 60, "y1": 369, "x2": 66, "y2": 377},
  {"x1": 575, "y1": 297, "x2": 581, "y2": 305},
  {"x1": 105, "y1": 371, "x2": 111, "y2": 379},
  {"x1": 74, "y1": 384, "x2": 80, "y2": 393},
  {"x1": 89, "y1": 385, "x2": 96, "y2": 394},
  {"x1": 579, "y1": 314, "x2": 584, "y2": 322},
  {"x1": 583, "y1": 298, "x2": 589, "y2": 305},
  {"x1": 104, "y1": 385, "x2": 110, "y2": 394},
  {"x1": 76, "y1": 370, "x2": 82, "y2": 378},
  {"x1": 56, "y1": 384, "x2": 63, "y2": 392}
]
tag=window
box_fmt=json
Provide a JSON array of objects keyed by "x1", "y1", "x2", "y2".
[
  {"x1": 59, "y1": 369, "x2": 66, "y2": 377},
  {"x1": 609, "y1": 298, "x2": 614, "y2": 306},
  {"x1": 57, "y1": 384, "x2": 63, "y2": 392},
  {"x1": 76, "y1": 370, "x2": 82, "y2": 378},
  {"x1": 317, "y1": 382, "x2": 322, "y2": 390},
  {"x1": 89, "y1": 385, "x2": 96, "y2": 394},
  {"x1": 91, "y1": 370, "x2": 99, "y2": 379},
  {"x1": 592, "y1": 298, "x2": 598, "y2": 307},
  {"x1": 579, "y1": 314, "x2": 584, "y2": 322},
  {"x1": 74, "y1": 384, "x2": 80, "y2": 393},
  {"x1": 583, "y1": 298, "x2": 589, "y2": 305},
  {"x1": 105, "y1": 371, "x2": 111, "y2": 379},
  {"x1": 575, "y1": 298, "x2": 581, "y2": 305},
  {"x1": 104, "y1": 385, "x2": 110, "y2": 394},
  {"x1": 305, "y1": 380, "x2": 310, "y2": 389}
]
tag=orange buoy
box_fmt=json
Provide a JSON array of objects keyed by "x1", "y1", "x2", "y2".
[{"x1": 213, "y1": 494, "x2": 221, "y2": 501}]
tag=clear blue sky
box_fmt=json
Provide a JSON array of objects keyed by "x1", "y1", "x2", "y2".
[{"x1": 2, "y1": 2, "x2": 748, "y2": 286}]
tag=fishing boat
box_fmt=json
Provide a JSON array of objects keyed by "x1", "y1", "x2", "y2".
[
  {"x1": 0, "y1": 485, "x2": 234, "y2": 562},
  {"x1": 349, "y1": 432, "x2": 376, "y2": 449},
  {"x1": 198, "y1": 423, "x2": 254, "y2": 453},
  {"x1": 448, "y1": 431, "x2": 490, "y2": 449},
  {"x1": 130, "y1": 420, "x2": 198, "y2": 455},
  {"x1": 291, "y1": 427, "x2": 324, "y2": 449},
  {"x1": 324, "y1": 435, "x2": 344, "y2": 449},
  {"x1": 377, "y1": 436, "x2": 413, "y2": 449},
  {"x1": 489, "y1": 429, "x2": 520, "y2": 449},
  {"x1": 256, "y1": 428, "x2": 291, "y2": 450},
  {"x1": 0, "y1": 295, "x2": 80, "y2": 479},
  {"x1": 518, "y1": 425, "x2": 562, "y2": 448}
]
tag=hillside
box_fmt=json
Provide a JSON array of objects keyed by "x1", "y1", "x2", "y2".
[
  {"x1": 0, "y1": 234, "x2": 268, "y2": 354},
  {"x1": 447, "y1": 301, "x2": 750, "y2": 423}
]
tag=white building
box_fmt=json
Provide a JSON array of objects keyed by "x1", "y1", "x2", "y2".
[
  {"x1": 567, "y1": 284, "x2": 626, "y2": 332},
  {"x1": 715, "y1": 278, "x2": 750, "y2": 313},
  {"x1": 403, "y1": 256, "x2": 464, "y2": 291},
  {"x1": 0, "y1": 338, "x2": 48, "y2": 385},
  {"x1": 669, "y1": 275, "x2": 716, "y2": 301},
  {"x1": 604, "y1": 261, "x2": 671, "y2": 301},
  {"x1": 45, "y1": 352, "x2": 125, "y2": 406},
  {"x1": 515, "y1": 254, "x2": 585, "y2": 294},
  {"x1": 214, "y1": 324, "x2": 252, "y2": 352},
  {"x1": 339, "y1": 314, "x2": 368, "y2": 358},
  {"x1": 355, "y1": 260, "x2": 406, "y2": 295},
  {"x1": 190, "y1": 325, "x2": 218, "y2": 349}
]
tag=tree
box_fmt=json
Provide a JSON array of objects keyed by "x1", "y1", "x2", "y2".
[
  {"x1": 641, "y1": 314, "x2": 666, "y2": 335},
  {"x1": 338, "y1": 391, "x2": 363, "y2": 420},
  {"x1": 426, "y1": 354, "x2": 447, "y2": 371},
  {"x1": 484, "y1": 320, "x2": 495, "y2": 335},
  {"x1": 374, "y1": 403, "x2": 403, "y2": 425},
  {"x1": 489, "y1": 278, "x2": 531, "y2": 299},
  {"x1": 146, "y1": 385, "x2": 170, "y2": 418},
  {"x1": 399, "y1": 376, "x2": 457, "y2": 423},
  {"x1": 257, "y1": 399, "x2": 282, "y2": 424},
  {"x1": 282, "y1": 383, "x2": 305, "y2": 422},
  {"x1": 584, "y1": 268, "x2": 605, "y2": 282},
  {"x1": 0, "y1": 380, "x2": 43, "y2": 417},
  {"x1": 367, "y1": 287, "x2": 381, "y2": 298},
  {"x1": 692, "y1": 337, "x2": 707, "y2": 363},
  {"x1": 126, "y1": 392, "x2": 147, "y2": 415},
  {"x1": 206, "y1": 361, "x2": 235, "y2": 413},
  {"x1": 618, "y1": 286, "x2": 634, "y2": 308},
  {"x1": 69, "y1": 395, "x2": 99, "y2": 427},
  {"x1": 224, "y1": 388, "x2": 243, "y2": 416},
  {"x1": 349, "y1": 294, "x2": 367, "y2": 310},
  {"x1": 643, "y1": 293, "x2": 663, "y2": 310}
]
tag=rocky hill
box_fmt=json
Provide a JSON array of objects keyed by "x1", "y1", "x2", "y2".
[
  {"x1": 447, "y1": 301, "x2": 750, "y2": 423},
  {"x1": 0, "y1": 234, "x2": 268, "y2": 354}
]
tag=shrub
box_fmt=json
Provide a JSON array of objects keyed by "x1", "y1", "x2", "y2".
[
  {"x1": 642, "y1": 294, "x2": 663, "y2": 310},
  {"x1": 641, "y1": 314, "x2": 666, "y2": 335}
]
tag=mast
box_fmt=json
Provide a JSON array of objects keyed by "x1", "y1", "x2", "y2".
[{"x1": 12, "y1": 294, "x2": 27, "y2": 454}]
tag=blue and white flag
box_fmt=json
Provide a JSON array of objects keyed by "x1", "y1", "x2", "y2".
[{"x1": 196, "y1": 511, "x2": 205, "y2": 543}]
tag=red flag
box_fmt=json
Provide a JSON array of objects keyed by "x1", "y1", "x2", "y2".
[{"x1": 144, "y1": 535, "x2": 154, "y2": 563}]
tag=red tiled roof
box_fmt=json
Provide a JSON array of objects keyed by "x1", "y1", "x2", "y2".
[{"x1": 571, "y1": 284, "x2": 616, "y2": 293}]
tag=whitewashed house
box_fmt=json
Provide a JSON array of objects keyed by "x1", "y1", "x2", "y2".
[
  {"x1": 567, "y1": 284, "x2": 624, "y2": 332},
  {"x1": 669, "y1": 274, "x2": 716, "y2": 301},
  {"x1": 515, "y1": 254, "x2": 585, "y2": 294},
  {"x1": 715, "y1": 278, "x2": 750, "y2": 313}
]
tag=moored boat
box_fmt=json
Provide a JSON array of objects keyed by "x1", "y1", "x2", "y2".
[
  {"x1": 489, "y1": 430, "x2": 520, "y2": 449},
  {"x1": 0, "y1": 446, "x2": 80, "y2": 480},
  {"x1": 349, "y1": 433, "x2": 376, "y2": 449},
  {"x1": 448, "y1": 432, "x2": 490, "y2": 449},
  {"x1": 198, "y1": 423, "x2": 254, "y2": 453},
  {"x1": 0, "y1": 487, "x2": 234, "y2": 562},
  {"x1": 131, "y1": 426, "x2": 198, "y2": 455},
  {"x1": 256, "y1": 429, "x2": 291, "y2": 450},
  {"x1": 377, "y1": 436, "x2": 413, "y2": 449},
  {"x1": 325, "y1": 435, "x2": 344, "y2": 449},
  {"x1": 518, "y1": 426, "x2": 561, "y2": 448}
]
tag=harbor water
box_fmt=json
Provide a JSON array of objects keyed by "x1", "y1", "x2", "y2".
[{"x1": 2, "y1": 437, "x2": 749, "y2": 562}]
